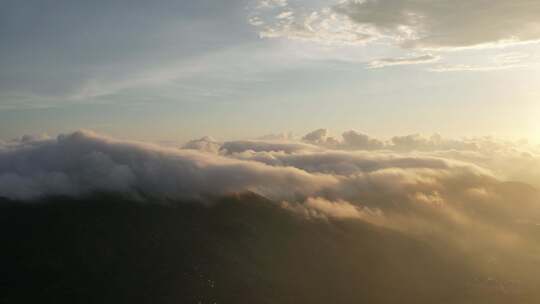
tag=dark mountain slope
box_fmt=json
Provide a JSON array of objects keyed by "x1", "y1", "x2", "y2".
[{"x1": 0, "y1": 194, "x2": 533, "y2": 304}]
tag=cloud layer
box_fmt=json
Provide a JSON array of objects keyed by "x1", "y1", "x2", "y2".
[
  {"x1": 2, "y1": 130, "x2": 539, "y2": 204},
  {"x1": 249, "y1": 0, "x2": 540, "y2": 71},
  {"x1": 252, "y1": 0, "x2": 540, "y2": 50},
  {"x1": 0, "y1": 131, "x2": 339, "y2": 201},
  {"x1": 336, "y1": 0, "x2": 540, "y2": 50},
  {"x1": 2, "y1": 129, "x2": 540, "y2": 286},
  {"x1": 1, "y1": 130, "x2": 538, "y2": 233},
  {"x1": 368, "y1": 54, "x2": 440, "y2": 68}
]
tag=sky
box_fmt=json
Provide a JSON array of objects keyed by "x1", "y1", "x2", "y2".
[
  {"x1": 1, "y1": 0, "x2": 540, "y2": 143},
  {"x1": 3, "y1": 3, "x2": 540, "y2": 298}
]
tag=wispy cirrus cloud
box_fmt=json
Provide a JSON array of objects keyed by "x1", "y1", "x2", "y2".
[
  {"x1": 335, "y1": 0, "x2": 540, "y2": 50},
  {"x1": 249, "y1": 0, "x2": 540, "y2": 70},
  {"x1": 252, "y1": 0, "x2": 540, "y2": 50},
  {"x1": 429, "y1": 52, "x2": 536, "y2": 72},
  {"x1": 250, "y1": 1, "x2": 378, "y2": 46},
  {"x1": 368, "y1": 54, "x2": 440, "y2": 68}
]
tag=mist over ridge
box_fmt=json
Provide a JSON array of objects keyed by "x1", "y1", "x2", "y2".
[{"x1": 2, "y1": 129, "x2": 540, "y2": 303}]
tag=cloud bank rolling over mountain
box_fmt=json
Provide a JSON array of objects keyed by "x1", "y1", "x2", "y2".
[
  {"x1": 1, "y1": 129, "x2": 540, "y2": 303},
  {"x1": 2, "y1": 129, "x2": 538, "y2": 202},
  {"x1": 2, "y1": 129, "x2": 540, "y2": 239},
  {"x1": 3, "y1": 0, "x2": 540, "y2": 303}
]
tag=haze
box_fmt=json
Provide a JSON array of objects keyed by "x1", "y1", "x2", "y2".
[{"x1": 2, "y1": 1, "x2": 540, "y2": 303}]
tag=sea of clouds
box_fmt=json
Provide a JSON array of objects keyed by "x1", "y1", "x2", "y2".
[
  {"x1": 2, "y1": 129, "x2": 540, "y2": 271},
  {"x1": 1, "y1": 128, "x2": 540, "y2": 296}
]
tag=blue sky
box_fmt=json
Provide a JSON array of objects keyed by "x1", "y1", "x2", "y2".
[{"x1": 1, "y1": 0, "x2": 540, "y2": 142}]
